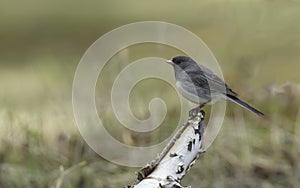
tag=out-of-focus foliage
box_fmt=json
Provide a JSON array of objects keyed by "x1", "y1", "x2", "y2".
[{"x1": 0, "y1": 0, "x2": 299, "y2": 187}]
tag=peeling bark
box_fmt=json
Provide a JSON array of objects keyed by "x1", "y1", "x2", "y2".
[{"x1": 127, "y1": 108, "x2": 205, "y2": 188}]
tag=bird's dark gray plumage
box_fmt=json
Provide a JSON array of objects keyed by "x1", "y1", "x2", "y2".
[{"x1": 167, "y1": 56, "x2": 264, "y2": 116}]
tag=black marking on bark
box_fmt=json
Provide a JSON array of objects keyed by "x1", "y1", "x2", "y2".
[
  {"x1": 193, "y1": 126, "x2": 201, "y2": 135},
  {"x1": 173, "y1": 184, "x2": 182, "y2": 188},
  {"x1": 169, "y1": 153, "x2": 178, "y2": 157},
  {"x1": 176, "y1": 165, "x2": 184, "y2": 174},
  {"x1": 187, "y1": 140, "x2": 193, "y2": 151},
  {"x1": 193, "y1": 126, "x2": 202, "y2": 141}
]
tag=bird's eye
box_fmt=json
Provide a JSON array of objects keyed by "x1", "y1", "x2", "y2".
[{"x1": 172, "y1": 59, "x2": 181, "y2": 64}]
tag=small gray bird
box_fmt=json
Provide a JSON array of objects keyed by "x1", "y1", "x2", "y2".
[{"x1": 167, "y1": 56, "x2": 264, "y2": 116}]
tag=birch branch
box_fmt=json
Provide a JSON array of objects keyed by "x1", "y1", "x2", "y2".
[{"x1": 128, "y1": 108, "x2": 205, "y2": 188}]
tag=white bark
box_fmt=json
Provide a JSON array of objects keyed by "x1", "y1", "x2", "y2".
[{"x1": 132, "y1": 109, "x2": 205, "y2": 188}]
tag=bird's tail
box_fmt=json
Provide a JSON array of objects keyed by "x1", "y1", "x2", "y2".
[{"x1": 226, "y1": 95, "x2": 264, "y2": 116}]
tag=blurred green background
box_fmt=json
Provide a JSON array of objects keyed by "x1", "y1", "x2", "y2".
[{"x1": 0, "y1": 0, "x2": 299, "y2": 187}]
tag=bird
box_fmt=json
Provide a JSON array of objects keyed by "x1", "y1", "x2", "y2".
[{"x1": 166, "y1": 56, "x2": 264, "y2": 116}]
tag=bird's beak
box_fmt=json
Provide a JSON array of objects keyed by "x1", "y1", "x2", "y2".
[{"x1": 166, "y1": 59, "x2": 173, "y2": 65}]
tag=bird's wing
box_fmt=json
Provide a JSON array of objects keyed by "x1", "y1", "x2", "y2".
[
  {"x1": 185, "y1": 65, "x2": 237, "y2": 97},
  {"x1": 178, "y1": 78, "x2": 212, "y2": 97}
]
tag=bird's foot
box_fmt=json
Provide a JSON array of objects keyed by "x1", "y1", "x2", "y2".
[{"x1": 189, "y1": 106, "x2": 205, "y2": 117}]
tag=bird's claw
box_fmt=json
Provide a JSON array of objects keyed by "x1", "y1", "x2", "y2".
[{"x1": 189, "y1": 107, "x2": 205, "y2": 118}]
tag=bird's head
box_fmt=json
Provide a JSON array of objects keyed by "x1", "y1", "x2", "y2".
[{"x1": 166, "y1": 56, "x2": 196, "y2": 69}]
